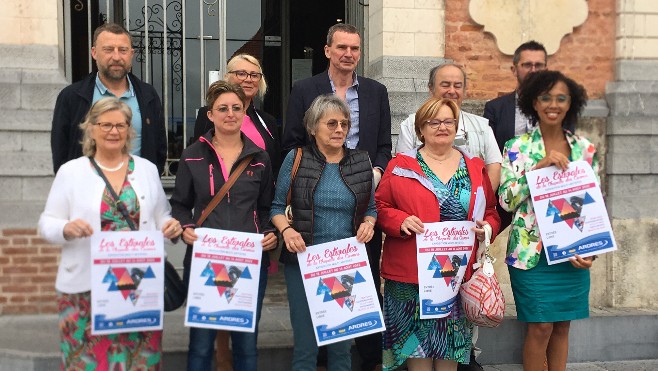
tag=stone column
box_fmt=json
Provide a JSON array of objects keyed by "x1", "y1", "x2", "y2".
[
  {"x1": 366, "y1": 0, "x2": 448, "y2": 150},
  {"x1": 604, "y1": 0, "x2": 658, "y2": 307}
]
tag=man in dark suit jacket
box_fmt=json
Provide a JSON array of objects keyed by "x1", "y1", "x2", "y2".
[
  {"x1": 281, "y1": 23, "x2": 391, "y2": 371},
  {"x1": 484, "y1": 41, "x2": 557, "y2": 233}
]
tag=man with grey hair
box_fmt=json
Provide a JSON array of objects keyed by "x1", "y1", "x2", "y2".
[{"x1": 396, "y1": 63, "x2": 502, "y2": 190}]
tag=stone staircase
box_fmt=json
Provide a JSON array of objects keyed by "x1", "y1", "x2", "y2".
[{"x1": 0, "y1": 44, "x2": 67, "y2": 228}]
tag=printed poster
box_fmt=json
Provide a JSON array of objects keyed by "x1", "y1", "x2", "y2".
[
  {"x1": 185, "y1": 228, "x2": 263, "y2": 332},
  {"x1": 416, "y1": 221, "x2": 475, "y2": 319},
  {"x1": 298, "y1": 237, "x2": 385, "y2": 346},
  {"x1": 526, "y1": 160, "x2": 617, "y2": 264},
  {"x1": 90, "y1": 231, "x2": 164, "y2": 335}
]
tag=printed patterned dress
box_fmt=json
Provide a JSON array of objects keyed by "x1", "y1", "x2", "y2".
[
  {"x1": 58, "y1": 158, "x2": 163, "y2": 371},
  {"x1": 382, "y1": 152, "x2": 473, "y2": 370},
  {"x1": 500, "y1": 127, "x2": 599, "y2": 322}
]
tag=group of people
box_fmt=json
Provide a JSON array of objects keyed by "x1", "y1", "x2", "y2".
[{"x1": 39, "y1": 21, "x2": 600, "y2": 371}]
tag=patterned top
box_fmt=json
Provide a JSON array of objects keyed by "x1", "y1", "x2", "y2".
[
  {"x1": 98, "y1": 157, "x2": 141, "y2": 231},
  {"x1": 499, "y1": 127, "x2": 599, "y2": 270},
  {"x1": 417, "y1": 152, "x2": 471, "y2": 221}
]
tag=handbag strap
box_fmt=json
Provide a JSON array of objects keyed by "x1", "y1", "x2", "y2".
[
  {"x1": 196, "y1": 154, "x2": 255, "y2": 227},
  {"x1": 286, "y1": 147, "x2": 303, "y2": 205},
  {"x1": 89, "y1": 157, "x2": 137, "y2": 231}
]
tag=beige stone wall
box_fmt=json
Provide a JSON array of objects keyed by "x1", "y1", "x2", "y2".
[
  {"x1": 0, "y1": 0, "x2": 58, "y2": 45},
  {"x1": 617, "y1": 0, "x2": 658, "y2": 59},
  {"x1": 368, "y1": 0, "x2": 445, "y2": 61}
]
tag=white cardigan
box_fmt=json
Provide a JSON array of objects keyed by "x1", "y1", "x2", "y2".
[{"x1": 39, "y1": 156, "x2": 172, "y2": 293}]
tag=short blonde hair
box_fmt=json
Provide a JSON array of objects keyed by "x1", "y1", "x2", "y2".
[
  {"x1": 225, "y1": 54, "x2": 267, "y2": 100},
  {"x1": 414, "y1": 98, "x2": 460, "y2": 144},
  {"x1": 80, "y1": 97, "x2": 135, "y2": 157}
]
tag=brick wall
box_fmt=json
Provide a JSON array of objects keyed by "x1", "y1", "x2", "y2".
[
  {"x1": 0, "y1": 229, "x2": 59, "y2": 314},
  {"x1": 444, "y1": 0, "x2": 616, "y2": 99}
]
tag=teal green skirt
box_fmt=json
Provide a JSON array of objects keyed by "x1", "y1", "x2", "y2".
[{"x1": 508, "y1": 250, "x2": 590, "y2": 322}]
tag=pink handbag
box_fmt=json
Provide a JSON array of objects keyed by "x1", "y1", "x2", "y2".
[{"x1": 459, "y1": 253, "x2": 505, "y2": 328}]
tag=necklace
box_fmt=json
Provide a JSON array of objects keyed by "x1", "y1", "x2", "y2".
[
  {"x1": 95, "y1": 158, "x2": 125, "y2": 172},
  {"x1": 422, "y1": 148, "x2": 452, "y2": 164}
]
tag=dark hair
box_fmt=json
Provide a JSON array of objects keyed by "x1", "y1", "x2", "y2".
[
  {"x1": 93, "y1": 23, "x2": 131, "y2": 46},
  {"x1": 326, "y1": 23, "x2": 359, "y2": 46},
  {"x1": 427, "y1": 63, "x2": 467, "y2": 92},
  {"x1": 205, "y1": 80, "x2": 247, "y2": 108},
  {"x1": 518, "y1": 70, "x2": 587, "y2": 129},
  {"x1": 512, "y1": 40, "x2": 547, "y2": 65}
]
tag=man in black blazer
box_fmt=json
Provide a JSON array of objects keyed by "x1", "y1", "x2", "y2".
[
  {"x1": 281, "y1": 23, "x2": 391, "y2": 371},
  {"x1": 484, "y1": 40, "x2": 551, "y2": 154}
]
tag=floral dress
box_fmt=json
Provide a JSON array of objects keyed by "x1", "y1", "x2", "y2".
[
  {"x1": 382, "y1": 152, "x2": 473, "y2": 370},
  {"x1": 499, "y1": 128, "x2": 599, "y2": 322},
  {"x1": 58, "y1": 158, "x2": 163, "y2": 371}
]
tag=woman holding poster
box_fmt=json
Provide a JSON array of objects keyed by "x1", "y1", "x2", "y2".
[
  {"x1": 270, "y1": 94, "x2": 377, "y2": 370},
  {"x1": 38, "y1": 97, "x2": 182, "y2": 370},
  {"x1": 375, "y1": 98, "x2": 500, "y2": 370},
  {"x1": 499, "y1": 70, "x2": 599, "y2": 371},
  {"x1": 170, "y1": 81, "x2": 277, "y2": 371}
]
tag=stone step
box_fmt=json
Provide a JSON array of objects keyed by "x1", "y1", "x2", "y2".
[
  {"x1": 0, "y1": 68, "x2": 67, "y2": 112},
  {"x1": 0, "y1": 45, "x2": 60, "y2": 71},
  {"x1": 0, "y1": 109, "x2": 53, "y2": 132},
  {"x1": 0, "y1": 152, "x2": 53, "y2": 176},
  {"x1": 0, "y1": 307, "x2": 656, "y2": 370},
  {"x1": 606, "y1": 81, "x2": 658, "y2": 116}
]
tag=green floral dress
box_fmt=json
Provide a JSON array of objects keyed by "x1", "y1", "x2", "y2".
[
  {"x1": 499, "y1": 127, "x2": 599, "y2": 322},
  {"x1": 499, "y1": 127, "x2": 599, "y2": 270}
]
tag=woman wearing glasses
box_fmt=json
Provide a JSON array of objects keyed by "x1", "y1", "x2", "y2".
[
  {"x1": 499, "y1": 70, "x2": 598, "y2": 371},
  {"x1": 270, "y1": 95, "x2": 377, "y2": 370},
  {"x1": 375, "y1": 98, "x2": 500, "y2": 371},
  {"x1": 39, "y1": 97, "x2": 182, "y2": 370},
  {"x1": 194, "y1": 54, "x2": 281, "y2": 177},
  {"x1": 171, "y1": 81, "x2": 277, "y2": 371}
]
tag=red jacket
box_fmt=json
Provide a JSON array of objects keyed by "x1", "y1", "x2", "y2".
[{"x1": 375, "y1": 148, "x2": 501, "y2": 284}]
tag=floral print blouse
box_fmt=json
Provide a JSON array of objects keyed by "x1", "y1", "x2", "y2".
[{"x1": 499, "y1": 127, "x2": 599, "y2": 270}]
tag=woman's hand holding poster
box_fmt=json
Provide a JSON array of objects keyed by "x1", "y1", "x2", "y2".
[
  {"x1": 526, "y1": 160, "x2": 617, "y2": 264},
  {"x1": 416, "y1": 221, "x2": 475, "y2": 319},
  {"x1": 184, "y1": 228, "x2": 263, "y2": 333},
  {"x1": 297, "y1": 237, "x2": 385, "y2": 346}
]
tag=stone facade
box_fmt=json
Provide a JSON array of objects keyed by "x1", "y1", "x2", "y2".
[{"x1": 1, "y1": 0, "x2": 657, "y2": 315}]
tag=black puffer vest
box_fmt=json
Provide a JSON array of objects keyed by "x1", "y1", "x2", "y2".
[{"x1": 280, "y1": 143, "x2": 373, "y2": 264}]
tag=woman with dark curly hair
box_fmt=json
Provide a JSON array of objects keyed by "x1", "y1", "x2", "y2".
[{"x1": 499, "y1": 70, "x2": 599, "y2": 370}]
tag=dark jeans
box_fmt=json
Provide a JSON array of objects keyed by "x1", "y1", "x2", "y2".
[{"x1": 184, "y1": 251, "x2": 269, "y2": 371}]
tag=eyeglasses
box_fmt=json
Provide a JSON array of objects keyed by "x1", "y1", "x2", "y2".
[
  {"x1": 323, "y1": 119, "x2": 350, "y2": 131},
  {"x1": 518, "y1": 62, "x2": 547, "y2": 71},
  {"x1": 537, "y1": 94, "x2": 571, "y2": 105},
  {"x1": 424, "y1": 118, "x2": 457, "y2": 129},
  {"x1": 95, "y1": 122, "x2": 130, "y2": 132},
  {"x1": 228, "y1": 70, "x2": 263, "y2": 81},
  {"x1": 212, "y1": 105, "x2": 244, "y2": 114},
  {"x1": 100, "y1": 46, "x2": 132, "y2": 55}
]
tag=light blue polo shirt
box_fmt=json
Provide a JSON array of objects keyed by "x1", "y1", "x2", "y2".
[
  {"x1": 329, "y1": 72, "x2": 360, "y2": 149},
  {"x1": 93, "y1": 74, "x2": 142, "y2": 156}
]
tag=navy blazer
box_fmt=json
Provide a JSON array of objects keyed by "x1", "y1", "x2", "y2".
[
  {"x1": 281, "y1": 72, "x2": 392, "y2": 171},
  {"x1": 484, "y1": 92, "x2": 517, "y2": 154}
]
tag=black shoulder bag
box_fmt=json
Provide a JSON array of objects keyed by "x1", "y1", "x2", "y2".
[{"x1": 90, "y1": 157, "x2": 186, "y2": 312}]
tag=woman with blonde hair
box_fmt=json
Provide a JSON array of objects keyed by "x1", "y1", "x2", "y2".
[
  {"x1": 39, "y1": 97, "x2": 182, "y2": 370},
  {"x1": 194, "y1": 53, "x2": 281, "y2": 175}
]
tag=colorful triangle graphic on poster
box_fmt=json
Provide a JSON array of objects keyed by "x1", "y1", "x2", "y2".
[{"x1": 143, "y1": 266, "x2": 156, "y2": 278}]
